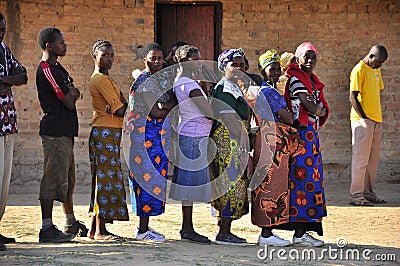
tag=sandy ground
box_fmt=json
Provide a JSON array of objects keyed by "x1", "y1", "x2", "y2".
[{"x1": 0, "y1": 177, "x2": 399, "y2": 266}]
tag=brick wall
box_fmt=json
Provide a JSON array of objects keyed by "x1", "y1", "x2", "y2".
[{"x1": 1, "y1": 0, "x2": 399, "y2": 188}]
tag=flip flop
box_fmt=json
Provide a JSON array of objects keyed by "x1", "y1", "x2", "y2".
[
  {"x1": 94, "y1": 234, "x2": 123, "y2": 241},
  {"x1": 349, "y1": 199, "x2": 374, "y2": 206}
]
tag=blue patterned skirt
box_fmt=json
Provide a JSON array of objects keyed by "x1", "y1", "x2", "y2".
[
  {"x1": 89, "y1": 126, "x2": 129, "y2": 222},
  {"x1": 289, "y1": 122, "x2": 327, "y2": 223},
  {"x1": 128, "y1": 115, "x2": 171, "y2": 217}
]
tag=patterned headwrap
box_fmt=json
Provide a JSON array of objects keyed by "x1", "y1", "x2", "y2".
[
  {"x1": 258, "y1": 49, "x2": 281, "y2": 71},
  {"x1": 295, "y1": 42, "x2": 320, "y2": 58},
  {"x1": 217, "y1": 48, "x2": 245, "y2": 71},
  {"x1": 280, "y1": 52, "x2": 295, "y2": 71}
]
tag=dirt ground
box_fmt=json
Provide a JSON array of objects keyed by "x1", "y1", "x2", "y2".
[{"x1": 0, "y1": 177, "x2": 399, "y2": 266}]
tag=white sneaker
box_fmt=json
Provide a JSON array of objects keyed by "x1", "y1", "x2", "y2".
[
  {"x1": 258, "y1": 234, "x2": 291, "y2": 247},
  {"x1": 292, "y1": 233, "x2": 324, "y2": 247},
  {"x1": 136, "y1": 227, "x2": 166, "y2": 242}
]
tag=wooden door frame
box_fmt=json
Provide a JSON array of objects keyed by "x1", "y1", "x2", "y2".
[{"x1": 154, "y1": 1, "x2": 222, "y2": 61}]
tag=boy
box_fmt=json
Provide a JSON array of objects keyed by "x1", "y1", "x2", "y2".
[
  {"x1": 0, "y1": 12, "x2": 28, "y2": 251},
  {"x1": 36, "y1": 27, "x2": 88, "y2": 243}
]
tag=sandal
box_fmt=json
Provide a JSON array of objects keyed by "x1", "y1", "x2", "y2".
[
  {"x1": 180, "y1": 230, "x2": 211, "y2": 244},
  {"x1": 349, "y1": 199, "x2": 374, "y2": 206},
  {"x1": 94, "y1": 234, "x2": 123, "y2": 241},
  {"x1": 364, "y1": 196, "x2": 387, "y2": 204}
]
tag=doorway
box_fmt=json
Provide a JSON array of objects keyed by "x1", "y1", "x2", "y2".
[{"x1": 155, "y1": 2, "x2": 222, "y2": 61}]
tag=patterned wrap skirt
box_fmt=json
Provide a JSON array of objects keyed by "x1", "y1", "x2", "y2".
[
  {"x1": 289, "y1": 121, "x2": 327, "y2": 224},
  {"x1": 88, "y1": 126, "x2": 129, "y2": 222},
  {"x1": 251, "y1": 121, "x2": 304, "y2": 227},
  {"x1": 128, "y1": 115, "x2": 171, "y2": 217},
  {"x1": 209, "y1": 121, "x2": 249, "y2": 220}
]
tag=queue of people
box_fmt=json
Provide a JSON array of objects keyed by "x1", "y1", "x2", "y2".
[{"x1": 0, "y1": 16, "x2": 389, "y2": 250}]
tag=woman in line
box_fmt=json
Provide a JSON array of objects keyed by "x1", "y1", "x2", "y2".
[
  {"x1": 209, "y1": 48, "x2": 250, "y2": 246},
  {"x1": 88, "y1": 40, "x2": 129, "y2": 240},
  {"x1": 251, "y1": 49, "x2": 303, "y2": 246},
  {"x1": 283, "y1": 42, "x2": 329, "y2": 247},
  {"x1": 170, "y1": 45, "x2": 214, "y2": 244},
  {"x1": 277, "y1": 52, "x2": 296, "y2": 95},
  {"x1": 128, "y1": 43, "x2": 176, "y2": 242}
]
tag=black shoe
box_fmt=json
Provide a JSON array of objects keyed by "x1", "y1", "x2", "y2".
[
  {"x1": 215, "y1": 233, "x2": 247, "y2": 246},
  {"x1": 39, "y1": 225, "x2": 75, "y2": 243},
  {"x1": 0, "y1": 234, "x2": 15, "y2": 244},
  {"x1": 180, "y1": 230, "x2": 211, "y2": 244},
  {"x1": 0, "y1": 243, "x2": 5, "y2": 251},
  {"x1": 63, "y1": 220, "x2": 88, "y2": 237}
]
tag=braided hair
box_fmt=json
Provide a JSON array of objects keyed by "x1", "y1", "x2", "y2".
[
  {"x1": 141, "y1": 43, "x2": 164, "y2": 59},
  {"x1": 92, "y1": 40, "x2": 112, "y2": 56}
]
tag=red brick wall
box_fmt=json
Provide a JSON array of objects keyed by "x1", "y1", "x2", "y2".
[{"x1": 1, "y1": 0, "x2": 399, "y2": 187}]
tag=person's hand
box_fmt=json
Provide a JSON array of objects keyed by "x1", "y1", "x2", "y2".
[
  {"x1": 316, "y1": 106, "x2": 327, "y2": 117},
  {"x1": 69, "y1": 86, "x2": 81, "y2": 98},
  {"x1": 0, "y1": 79, "x2": 11, "y2": 94},
  {"x1": 121, "y1": 96, "x2": 128, "y2": 106},
  {"x1": 123, "y1": 122, "x2": 134, "y2": 134},
  {"x1": 305, "y1": 94, "x2": 315, "y2": 102}
]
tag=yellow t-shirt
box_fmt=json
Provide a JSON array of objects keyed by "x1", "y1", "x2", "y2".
[
  {"x1": 350, "y1": 60, "x2": 384, "y2": 122},
  {"x1": 89, "y1": 70, "x2": 124, "y2": 128}
]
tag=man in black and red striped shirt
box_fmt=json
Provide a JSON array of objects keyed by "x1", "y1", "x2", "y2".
[{"x1": 36, "y1": 27, "x2": 87, "y2": 243}]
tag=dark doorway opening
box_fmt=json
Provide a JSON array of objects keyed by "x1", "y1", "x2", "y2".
[{"x1": 155, "y1": 2, "x2": 222, "y2": 61}]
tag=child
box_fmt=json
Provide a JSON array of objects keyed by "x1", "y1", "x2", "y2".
[
  {"x1": 88, "y1": 40, "x2": 129, "y2": 240},
  {"x1": 36, "y1": 27, "x2": 88, "y2": 243}
]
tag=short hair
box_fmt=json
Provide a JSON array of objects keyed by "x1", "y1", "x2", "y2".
[
  {"x1": 174, "y1": 45, "x2": 199, "y2": 63},
  {"x1": 92, "y1": 40, "x2": 112, "y2": 55},
  {"x1": 142, "y1": 43, "x2": 164, "y2": 59},
  {"x1": 37, "y1": 27, "x2": 62, "y2": 50},
  {"x1": 371, "y1": 44, "x2": 388, "y2": 60}
]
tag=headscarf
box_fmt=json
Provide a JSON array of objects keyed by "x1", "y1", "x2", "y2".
[
  {"x1": 280, "y1": 52, "x2": 295, "y2": 71},
  {"x1": 217, "y1": 48, "x2": 245, "y2": 71},
  {"x1": 258, "y1": 49, "x2": 280, "y2": 71},
  {"x1": 295, "y1": 42, "x2": 320, "y2": 58}
]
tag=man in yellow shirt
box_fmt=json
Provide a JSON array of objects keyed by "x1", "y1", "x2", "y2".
[{"x1": 349, "y1": 45, "x2": 388, "y2": 206}]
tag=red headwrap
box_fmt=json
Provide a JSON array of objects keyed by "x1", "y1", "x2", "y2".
[{"x1": 295, "y1": 42, "x2": 320, "y2": 58}]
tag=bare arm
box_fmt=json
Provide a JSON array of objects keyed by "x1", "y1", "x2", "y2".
[
  {"x1": 0, "y1": 71, "x2": 28, "y2": 94},
  {"x1": 220, "y1": 113, "x2": 244, "y2": 139},
  {"x1": 61, "y1": 86, "x2": 80, "y2": 110},
  {"x1": 142, "y1": 91, "x2": 171, "y2": 119},
  {"x1": 114, "y1": 92, "x2": 128, "y2": 117},
  {"x1": 349, "y1": 91, "x2": 367, "y2": 119},
  {"x1": 276, "y1": 108, "x2": 294, "y2": 125},
  {"x1": 189, "y1": 89, "x2": 214, "y2": 118},
  {"x1": 1, "y1": 72, "x2": 28, "y2": 86}
]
